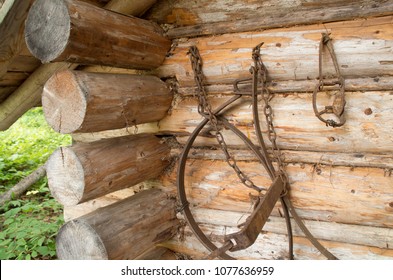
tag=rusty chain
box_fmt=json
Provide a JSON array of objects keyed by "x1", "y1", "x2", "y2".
[
  {"x1": 179, "y1": 44, "x2": 338, "y2": 260},
  {"x1": 312, "y1": 33, "x2": 346, "y2": 127},
  {"x1": 188, "y1": 46, "x2": 263, "y2": 193},
  {"x1": 251, "y1": 43, "x2": 289, "y2": 196}
]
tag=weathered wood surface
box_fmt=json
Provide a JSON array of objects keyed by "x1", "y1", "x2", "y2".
[
  {"x1": 62, "y1": 177, "x2": 392, "y2": 259},
  {"x1": 0, "y1": 0, "x2": 158, "y2": 130},
  {"x1": 136, "y1": 247, "x2": 178, "y2": 260},
  {"x1": 162, "y1": 224, "x2": 393, "y2": 260},
  {"x1": 171, "y1": 148, "x2": 393, "y2": 170},
  {"x1": 0, "y1": 0, "x2": 34, "y2": 78},
  {"x1": 56, "y1": 188, "x2": 179, "y2": 260},
  {"x1": 47, "y1": 134, "x2": 170, "y2": 206},
  {"x1": 0, "y1": 72, "x2": 29, "y2": 86},
  {"x1": 160, "y1": 159, "x2": 393, "y2": 228},
  {"x1": 7, "y1": 55, "x2": 40, "y2": 73},
  {"x1": 71, "y1": 89, "x2": 393, "y2": 154},
  {"x1": 146, "y1": 0, "x2": 393, "y2": 38},
  {"x1": 156, "y1": 16, "x2": 393, "y2": 86},
  {"x1": 43, "y1": 70, "x2": 172, "y2": 133},
  {"x1": 183, "y1": 208, "x2": 393, "y2": 250},
  {"x1": 177, "y1": 76, "x2": 393, "y2": 95},
  {"x1": 158, "y1": 91, "x2": 393, "y2": 153},
  {"x1": 105, "y1": 0, "x2": 157, "y2": 17},
  {"x1": 0, "y1": 86, "x2": 15, "y2": 103},
  {"x1": 0, "y1": 62, "x2": 76, "y2": 130},
  {"x1": 25, "y1": 0, "x2": 171, "y2": 69},
  {"x1": 63, "y1": 181, "x2": 156, "y2": 222}
]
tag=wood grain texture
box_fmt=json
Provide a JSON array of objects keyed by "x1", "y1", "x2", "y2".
[
  {"x1": 25, "y1": 0, "x2": 171, "y2": 69},
  {"x1": 0, "y1": 86, "x2": 15, "y2": 103},
  {"x1": 170, "y1": 148, "x2": 393, "y2": 170},
  {"x1": 62, "y1": 177, "x2": 392, "y2": 259},
  {"x1": 71, "y1": 88, "x2": 393, "y2": 155},
  {"x1": 177, "y1": 76, "x2": 393, "y2": 95},
  {"x1": 0, "y1": 62, "x2": 77, "y2": 130},
  {"x1": 0, "y1": 0, "x2": 159, "y2": 130},
  {"x1": 0, "y1": 72, "x2": 29, "y2": 86},
  {"x1": 7, "y1": 55, "x2": 40, "y2": 73},
  {"x1": 183, "y1": 208, "x2": 393, "y2": 250},
  {"x1": 43, "y1": 70, "x2": 172, "y2": 133},
  {"x1": 56, "y1": 188, "x2": 179, "y2": 259},
  {"x1": 0, "y1": 0, "x2": 34, "y2": 78},
  {"x1": 156, "y1": 16, "x2": 393, "y2": 86},
  {"x1": 162, "y1": 224, "x2": 393, "y2": 260},
  {"x1": 146, "y1": 0, "x2": 393, "y2": 38},
  {"x1": 47, "y1": 134, "x2": 171, "y2": 206},
  {"x1": 158, "y1": 91, "x2": 393, "y2": 153},
  {"x1": 104, "y1": 0, "x2": 157, "y2": 17},
  {"x1": 63, "y1": 182, "x2": 154, "y2": 222},
  {"x1": 160, "y1": 159, "x2": 393, "y2": 228}
]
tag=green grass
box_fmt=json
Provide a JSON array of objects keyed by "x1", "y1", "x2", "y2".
[{"x1": 0, "y1": 107, "x2": 72, "y2": 259}]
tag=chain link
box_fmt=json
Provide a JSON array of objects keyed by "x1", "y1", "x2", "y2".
[
  {"x1": 252, "y1": 44, "x2": 289, "y2": 195},
  {"x1": 188, "y1": 46, "x2": 262, "y2": 193}
]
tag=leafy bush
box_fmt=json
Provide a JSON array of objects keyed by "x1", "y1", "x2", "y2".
[{"x1": 0, "y1": 107, "x2": 71, "y2": 259}]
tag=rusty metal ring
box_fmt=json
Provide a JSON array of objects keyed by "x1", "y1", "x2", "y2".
[{"x1": 177, "y1": 95, "x2": 280, "y2": 259}]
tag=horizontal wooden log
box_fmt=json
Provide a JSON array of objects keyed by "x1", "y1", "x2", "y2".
[
  {"x1": 71, "y1": 122, "x2": 160, "y2": 142},
  {"x1": 160, "y1": 159, "x2": 393, "y2": 228},
  {"x1": 56, "y1": 188, "x2": 179, "y2": 259},
  {"x1": 171, "y1": 148, "x2": 393, "y2": 170},
  {"x1": 0, "y1": 72, "x2": 29, "y2": 86},
  {"x1": 62, "y1": 178, "x2": 392, "y2": 258},
  {"x1": 0, "y1": 0, "x2": 155, "y2": 131},
  {"x1": 157, "y1": 0, "x2": 393, "y2": 38},
  {"x1": 63, "y1": 181, "x2": 159, "y2": 221},
  {"x1": 184, "y1": 208, "x2": 393, "y2": 250},
  {"x1": 0, "y1": 0, "x2": 34, "y2": 78},
  {"x1": 47, "y1": 134, "x2": 170, "y2": 206},
  {"x1": 25, "y1": 0, "x2": 171, "y2": 69},
  {"x1": 7, "y1": 55, "x2": 41, "y2": 73},
  {"x1": 156, "y1": 16, "x2": 393, "y2": 86},
  {"x1": 71, "y1": 89, "x2": 393, "y2": 156},
  {"x1": 105, "y1": 0, "x2": 157, "y2": 17},
  {"x1": 157, "y1": 91, "x2": 393, "y2": 154},
  {"x1": 0, "y1": 86, "x2": 15, "y2": 103},
  {"x1": 177, "y1": 76, "x2": 393, "y2": 95},
  {"x1": 42, "y1": 70, "x2": 172, "y2": 133},
  {"x1": 162, "y1": 224, "x2": 393, "y2": 260}
]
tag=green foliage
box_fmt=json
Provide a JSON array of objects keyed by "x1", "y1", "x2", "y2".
[{"x1": 0, "y1": 108, "x2": 71, "y2": 259}]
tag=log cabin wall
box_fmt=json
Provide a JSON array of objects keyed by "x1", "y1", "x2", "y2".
[{"x1": 21, "y1": 0, "x2": 393, "y2": 259}]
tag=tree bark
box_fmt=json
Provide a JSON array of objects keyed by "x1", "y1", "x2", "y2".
[
  {"x1": 0, "y1": 164, "x2": 46, "y2": 206},
  {"x1": 42, "y1": 70, "x2": 173, "y2": 133},
  {"x1": 46, "y1": 134, "x2": 171, "y2": 206},
  {"x1": 25, "y1": 0, "x2": 171, "y2": 69},
  {"x1": 56, "y1": 188, "x2": 179, "y2": 259}
]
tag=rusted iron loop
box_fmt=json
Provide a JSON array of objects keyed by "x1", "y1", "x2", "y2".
[{"x1": 312, "y1": 33, "x2": 346, "y2": 127}]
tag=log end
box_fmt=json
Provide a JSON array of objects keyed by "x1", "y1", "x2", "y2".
[
  {"x1": 42, "y1": 70, "x2": 87, "y2": 134},
  {"x1": 25, "y1": 0, "x2": 70, "y2": 63},
  {"x1": 47, "y1": 147, "x2": 85, "y2": 206},
  {"x1": 56, "y1": 219, "x2": 108, "y2": 260}
]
